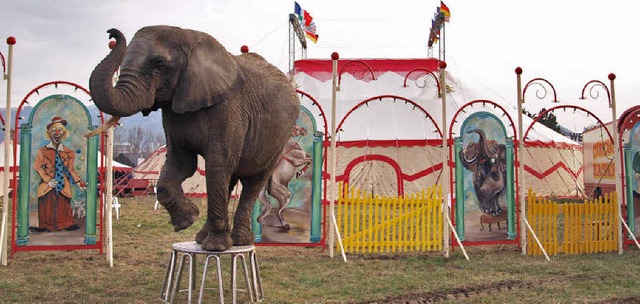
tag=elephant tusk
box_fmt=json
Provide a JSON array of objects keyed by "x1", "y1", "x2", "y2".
[
  {"x1": 84, "y1": 116, "x2": 121, "y2": 138},
  {"x1": 462, "y1": 148, "x2": 478, "y2": 164}
]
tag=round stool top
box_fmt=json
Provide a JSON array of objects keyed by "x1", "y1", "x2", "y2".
[{"x1": 172, "y1": 241, "x2": 256, "y2": 254}]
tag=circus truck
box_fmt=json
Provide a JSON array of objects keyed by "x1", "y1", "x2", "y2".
[{"x1": 583, "y1": 122, "x2": 615, "y2": 198}]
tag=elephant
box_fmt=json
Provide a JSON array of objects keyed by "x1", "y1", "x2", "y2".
[
  {"x1": 459, "y1": 129, "x2": 507, "y2": 217},
  {"x1": 88, "y1": 25, "x2": 300, "y2": 251},
  {"x1": 257, "y1": 125, "x2": 312, "y2": 231}
]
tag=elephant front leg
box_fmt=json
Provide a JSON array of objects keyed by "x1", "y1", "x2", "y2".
[
  {"x1": 157, "y1": 148, "x2": 199, "y2": 232},
  {"x1": 197, "y1": 166, "x2": 234, "y2": 251},
  {"x1": 231, "y1": 175, "x2": 270, "y2": 246}
]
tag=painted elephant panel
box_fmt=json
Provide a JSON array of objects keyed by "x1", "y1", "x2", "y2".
[{"x1": 458, "y1": 113, "x2": 510, "y2": 242}]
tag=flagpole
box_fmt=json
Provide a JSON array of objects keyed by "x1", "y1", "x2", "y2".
[{"x1": 442, "y1": 21, "x2": 446, "y2": 62}]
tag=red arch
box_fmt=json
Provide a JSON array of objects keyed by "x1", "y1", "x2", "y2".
[
  {"x1": 0, "y1": 51, "x2": 5, "y2": 74},
  {"x1": 296, "y1": 89, "x2": 329, "y2": 139},
  {"x1": 403, "y1": 68, "x2": 441, "y2": 94},
  {"x1": 338, "y1": 154, "x2": 404, "y2": 196},
  {"x1": 338, "y1": 60, "x2": 376, "y2": 86},
  {"x1": 449, "y1": 99, "x2": 517, "y2": 139},
  {"x1": 15, "y1": 81, "x2": 101, "y2": 135},
  {"x1": 524, "y1": 105, "x2": 612, "y2": 143}
]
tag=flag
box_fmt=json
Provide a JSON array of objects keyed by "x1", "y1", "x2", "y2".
[
  {"x1": 294, "y1": 2, "x2": 318, "y2": 43},
  {"x1": 305, "y1": 23, "x2": 319, "y2": 43},
  {"x1": 440, "y1": 1, "x2": 451, "y2": 22},
  {"x1": 294, "y1": 2, "x2": 313, "y2": 27}
]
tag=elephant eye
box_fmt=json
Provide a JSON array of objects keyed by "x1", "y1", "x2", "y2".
[{"x1": 490, "y1": 158, "x2": 498, "y2": 166}]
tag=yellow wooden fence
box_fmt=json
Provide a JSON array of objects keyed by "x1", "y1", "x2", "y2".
[
  {"x1": 335, "y1": 183, "x2": 443, "y2": 253},
  {"x1": 527, "y1": 189, "x2": 618, "y2": 255}
]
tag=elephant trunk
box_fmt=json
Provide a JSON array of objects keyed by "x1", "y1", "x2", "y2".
[
  {"x1": 468, "y1": 129, "x2": 494, "y2": 160},
  {"x1": 89, "y1": 28, "x2": 155, "y2": 118}
]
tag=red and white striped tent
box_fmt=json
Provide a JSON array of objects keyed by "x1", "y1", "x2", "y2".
[{"x1": 293, "y1": 58, "x2": 583, "y2": 197}]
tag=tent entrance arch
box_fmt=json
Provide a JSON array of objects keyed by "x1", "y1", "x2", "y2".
[
  {"x1": 453, "y1": 106, "x2": 517, "y2": 245},
  {"x1": 336, "y1": 95, "x2": 442, "y2": 197},
  {"x1": 525, "y1": 105, "x2": 605, "y2": 199}
]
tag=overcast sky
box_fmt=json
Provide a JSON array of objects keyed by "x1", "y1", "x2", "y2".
[{"x1": 0, "y1": 0, "x2": 638, "y2": 126}]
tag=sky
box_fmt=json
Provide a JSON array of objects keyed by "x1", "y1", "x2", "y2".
[{"x1": 0, "y1": 0, "x2": 638, "y2": 130}]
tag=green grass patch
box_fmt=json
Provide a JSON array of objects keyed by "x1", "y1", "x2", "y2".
[{"x1": 0, "y1": 196, "x2": 639, "y2": 303}]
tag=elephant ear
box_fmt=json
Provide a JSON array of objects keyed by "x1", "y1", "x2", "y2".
[{"x1": 172, "y1": 36, "x2": 245, "y2": 114}]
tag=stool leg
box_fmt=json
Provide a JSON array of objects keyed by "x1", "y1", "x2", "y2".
[
  {"x1": 190, "y1": 254, "x2": 197, "y2": 293},
  {"x1": 186, "y1": 253, "x2": 194, "y2": 304},
  {"x1": 171, "y1": 253, "x2": 194, "y2": 304},
  {"x1": 239, "y1": 253, "x2": 255, "y2": 302},
  {"x1": 160, "y1": 250, "x2": 177, "y2": 303},
  {"x1": 231, "y1": 255, "x2": 238, "y2": 304},
  {"x1": 198, "y1": 254, "x2": 224, "y2": 304},
  {"x1": 231, "y1": 253, "x2": 254, "y2": 303},
  {"x1": 250, "y1": 250, "x2": 264, "y2": 302},
  {"x1": 171, "y1": 253, "x2": 187, "y2": 303}
]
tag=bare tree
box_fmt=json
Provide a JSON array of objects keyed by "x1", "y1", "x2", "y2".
[
  {"x1": 114, "y1": 124, "x2": 127, "y2": 144},
  {"x1": 127, "y1": 126, "x2": 147, "y2": 157}
]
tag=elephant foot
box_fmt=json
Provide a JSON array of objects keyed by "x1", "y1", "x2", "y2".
[
  {"x1": 166, "y1": 197, "x2": 199, "y2": 232},
  {"x1": 199, "y1": 231, "x2": 233, "y2": 252},
  {"x1": 195, "y1": 222, "x2": 211, "y2": 244},
  {"x1": 231, "y1": 225, "x2": 255, "y2": 246}
]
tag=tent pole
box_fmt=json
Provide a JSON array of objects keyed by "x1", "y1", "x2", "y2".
[
  {"x1": 106, "y1": 126, "x2": 115, "y2": 266},
  {"x1": 515, "y1": 67, "x2": 526, "y2": 255},
  {"x1": 440, "y1": 61, "x2": 450, "y2": 258},
  {"x1": 328, "y1": 52, "x2": 346, "y2": 261},
  {"x1": 609, "y1": 73, "x2": 623, "y2": 254},
  {"x1": 328, "y1": 53, "x2": 338, "y2": 258},
  {"x1": 1, "y1": 37, "x2": 15, "y2": 266}
]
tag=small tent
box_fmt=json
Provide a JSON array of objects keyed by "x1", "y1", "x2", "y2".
[{"x1": 132, "y1": 145, "x2": 211, "y2": 197}]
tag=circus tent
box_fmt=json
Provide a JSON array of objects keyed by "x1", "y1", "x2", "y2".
[{"x1": 293, "y1": 58, "x2": 583, "y2": 197}]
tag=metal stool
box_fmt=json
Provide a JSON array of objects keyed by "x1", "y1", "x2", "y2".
[{"x1": 160, "y1": 241, "x2": 264, "y2": 303}]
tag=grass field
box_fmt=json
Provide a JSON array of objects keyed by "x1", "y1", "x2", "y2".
[{"x1": 1, "y1": 196, "x2": 640, "y2": 303}]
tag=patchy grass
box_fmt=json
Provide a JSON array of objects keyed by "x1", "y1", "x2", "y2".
[{"x1": 1, "y1": 196, "x2": 640, "y2": 303}]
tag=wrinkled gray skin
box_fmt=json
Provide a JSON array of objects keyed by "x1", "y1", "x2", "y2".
[
  {"x1": 89, "y1": 26, "x2": 299, "y2": 251},
  {"x1": 459, "y1": 129, "x2": 507, "y2": 216}
]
